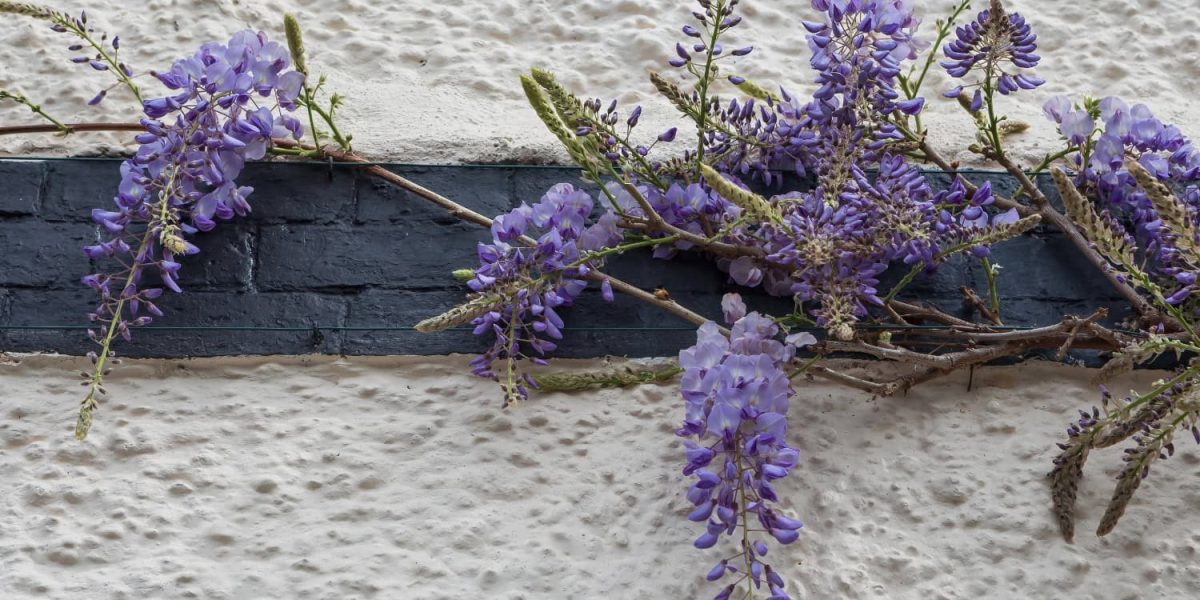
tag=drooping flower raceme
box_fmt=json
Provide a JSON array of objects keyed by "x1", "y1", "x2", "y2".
[
  {"x1": 427, "y1": 184, "x2": 622, "y2": 406},
  {"x1": 678, "y1": 294, "x2": 810, "y2": 600},
  {"x1": 76, "y1": 30, "x2": 305, "y2": 439},
  {"x1": 803, "y1": 0, "x2": 927, "y2": 131},
  {"x1": 941, "y1": 0, "x2": 1043, "y2": 111},
  {"x1": 705, "y1": 0, "x2": 928, "y2": 184}
]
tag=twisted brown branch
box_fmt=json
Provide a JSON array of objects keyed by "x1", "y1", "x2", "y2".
[
  {"x1": 961, "y1": 286, "x2": 1002, "y2": 325},
  {"x1": 817, "y1": 309, "x2": 1134, "y2": 395},
  {"x1": 887, "y1": 299, "x2": 976, "y2": 327},
  {"x1": 808, "y1": 365, "x2": 896, "y2": 395}
]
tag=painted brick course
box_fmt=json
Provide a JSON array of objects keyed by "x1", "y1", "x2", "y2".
[{"x1": 0, "y1": 159, "x2": 1130, "y2": 360}]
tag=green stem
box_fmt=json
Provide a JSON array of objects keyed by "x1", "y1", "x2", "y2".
[
  {"x1": 267, "y1": 146, "x2": 307, "y2": 156},
  {"x1": 301, "y1": 85, "x2": 323, "y2": 155},
  {"x1": 1013, "y1": 147, "x2": 1075, "y2": 202},
  {"x1": 1125, "y1": 268, "x2": 1199, "y2": 340},
  {"x1": 982, "y1": 257, "x2": 1001, "y2": 317},
  {"x1": 77, "y1": 226, "x2": 154, "y2": 439},
  {"x1": 572, "y1": 234, "x2": 682, "y2": 267},
  {"x1": 983, "y1": 76, "x2": 1004, "y2": 159},
  {"x1": 911, "y1": 1, "x2": 970, "y2": 94},
  {"x1": 56, "y1": 16, "x2": 142, "y2": 103},
  {"x1": 734, "y1": 433, "x2": 755, "y2": 600},
  {"x1": 693, "y1": 0, "x2": 728, "y2": 175},
  {"x1": 1117, "y1": 369, "x2": 1195, "y2": 419},
  {"x1": 621, "y1": 138, "x2": 666, "y2": 190},
  {"x1": 883, "y1": 263, "x2": 924, "y2": 303},
  {"x1": 788, "y1": 353, "x2": 823, "y2": 379},
  {"x1": 885, "y1": 232, "x2": 1018, "y2": 304},
  {"x1": 0, "y1": 88, "x2": 69, "y2": 133},
  {"x1": 502, "y1": 301, "x2": 521, "y2": 405},
  {"x1": 904, "y1": 0, "x2": 971, "y2": 131},
  {"x1": 1151, "y1": 339, "x2": 1200, "y2": 355},
  {"x1": 307, "y1": 98, "x2": 351, "y2": 152}
]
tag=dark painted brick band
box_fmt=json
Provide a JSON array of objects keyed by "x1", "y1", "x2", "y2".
[{"x1": 0, "y1": 159, "x2": 1129, "y2": 361}]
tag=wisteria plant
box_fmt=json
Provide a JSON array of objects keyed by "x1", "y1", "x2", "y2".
[
  {"x1": 413, "y1": 0, "x2": 1200, "y2": 594},
  {"x1": 0, "y1": 3, "x2": 351, "y2": 439},
  {"x1": 3, "y1": 0, "x2": 1200, "y2": 596}
]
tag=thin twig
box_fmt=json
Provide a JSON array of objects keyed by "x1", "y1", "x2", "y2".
[
  {"x1": 0, "y1": 122, "x2": 143, "y2": 136},
  {"x1": 961, "y1": 286, "x2": 1002, "y2": 325},
  {"x1": 887, "y1": 299, "x2": 976, "y2": 327},
  {"x1": 299, "y1": 142, "x2": 725, "y2": 333},
  {"x1": 808, "y1": 365, "x2": 896, "y2": 395},
  {"x1": 992, "y1": 152, "x2": 1048, "y2": 209},
  {"x1": 1055, "y1": 308, "x2": 1109, "y2": 360}
]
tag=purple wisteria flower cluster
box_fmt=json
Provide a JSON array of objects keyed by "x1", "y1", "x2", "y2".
[
  {"x1": 609, "y1": 180, "x2": 736, "y2": 259},
  {"x1": 802, "y1": 0, "x2": 927, "y2": 132},
  {"x1": 14, "y1": 0, "x2": 1196, "y2": 585},
  {"x1": 678, "y1": 294, "x2": 810, "y2": 600},
  {"x1": 1033, "y1": 31, "x2": 1200, "y2": 541},
  {"x1": 941, "y1": 0, "x2": 1043, "y2": 112},
  {"x1": 673, "y1": 1, "x2": 1030, "y2": 336},
  {"x1": 706, "y1": 0, "x2": 930, "y2": 182},
  {"x1": 483, "y1": 1, "x2": 1052, "y2": 581},
  {"x1": 507, "y1": 1, "x2": 1033, "y2": 344},
  {"x1": 481, "y1": 0, "x2": 1044, "y2": 395},
  {"x1": 76, "y1": 30, "x2": 304, "y2": 439},
  {"x1": 655, "y1": 0, "x2": 765, "y2": 177},
  {"x1": 1044, "y1": 96, "x2": 1200, "y2": 308},
  {"x1": 452, "y1": 184, "x2": 622, "y2": 405},
  {"x1": 753, "y1": 155, "x2": 937, "y2": 334}
]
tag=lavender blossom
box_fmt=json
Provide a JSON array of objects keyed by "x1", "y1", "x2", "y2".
[
  {"x1": 1045, "y1": 96, "x2": 1200, "y2": 311},
  {"x1": 678, "y1": 294, "x2": 808, "y2": 600},
  {"x1": 941, "y1": 0, "x2": 1044, "y2": 101},
  {"x1": 77, "y1": 30, "x2": 305, "y2": 439},
  {"x1": 609, "y1": 180, "x2": 736, "y2": 259},
  {"x1": 802, "y1": 0, "x2": 926, "y2": 141},
  {"x1": 456, "y1": 184, "x2": 622, "y2": 406}
]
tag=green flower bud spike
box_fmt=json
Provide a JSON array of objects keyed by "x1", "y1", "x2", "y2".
[
  {"x1": 0, "y1": 1, "x2": 55, "y2": 19},
  {"x1": 699, "y1": 163, "x2": 783, "y2": 224},
  {"x1": 284, "y1": 13, "x2": 308, "y2": 77},
  {"x1": 733, "y1": 77, "x2": 777, "y2": 103},
  {"x1": 1051, "y1": 168, "x2": 1135, "y2": 266}
]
